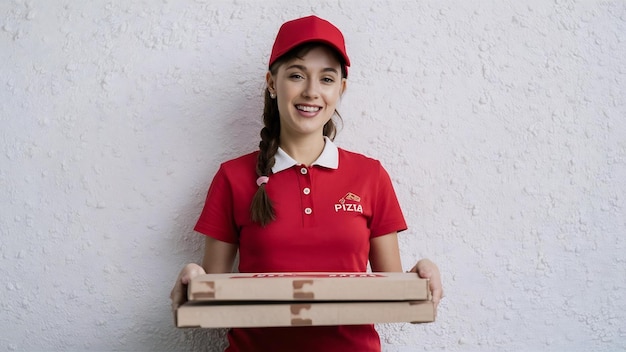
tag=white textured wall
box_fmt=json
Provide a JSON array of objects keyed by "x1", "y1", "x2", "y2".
[{"x1": 1, "y1": 1, "x2": 624, "y2": 351}]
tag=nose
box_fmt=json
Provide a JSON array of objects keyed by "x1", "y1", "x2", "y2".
[{"x1": 302, "y1": 79, "x2": 320, "y2": 99}]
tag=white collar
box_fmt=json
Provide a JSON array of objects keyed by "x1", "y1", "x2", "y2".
[{"x1": 272, "y1": 136, "x2": 339, "y2": 174}]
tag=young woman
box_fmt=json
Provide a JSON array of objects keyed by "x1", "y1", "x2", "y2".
[{"x1": 171, "y1": 15, "x2": 443, "y2": 352}]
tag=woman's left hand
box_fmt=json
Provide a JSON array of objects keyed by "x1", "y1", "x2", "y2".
[{"x1": 409, "y1": 258, "x2": 443, "y2": 316}]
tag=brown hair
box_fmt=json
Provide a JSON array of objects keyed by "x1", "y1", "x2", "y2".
[{"x1": 250, "y1": 43, "x2": 347, "y2": 226}]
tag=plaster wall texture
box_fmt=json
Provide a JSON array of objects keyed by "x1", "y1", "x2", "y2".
[{"x1": 1, "y1": 0, "x2": 625, "y2": 351}]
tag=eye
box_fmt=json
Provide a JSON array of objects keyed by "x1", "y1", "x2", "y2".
[
  {"x1": 289, "y1": 74, "x2": 304, "y2": 80},
  {"x1": 322, "y1": 77, "x2": 335, "y2": 83}
]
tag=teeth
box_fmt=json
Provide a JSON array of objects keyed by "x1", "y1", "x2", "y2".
[{"x1": 296, "y1": 105, "x2": 320, "y2": 112}]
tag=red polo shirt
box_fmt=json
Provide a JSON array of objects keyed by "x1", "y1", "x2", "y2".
[{"x1": 194, "y1": 138, "x2": 407, "y2": 352}]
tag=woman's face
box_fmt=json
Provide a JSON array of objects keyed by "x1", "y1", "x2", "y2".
[{"x1": 267, "y1": 46, "x2": 346, "y2": 141}]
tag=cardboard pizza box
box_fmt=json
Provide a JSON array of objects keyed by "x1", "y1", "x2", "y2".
[
  {"x1": 176, "y1": 300, "x2": 434, "y2": 328},
  {"x1": 187, "y1": 272, "x2": 430, "y2": 302}
]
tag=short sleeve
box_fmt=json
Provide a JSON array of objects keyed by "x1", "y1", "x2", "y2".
[
  {"x1": 368, "y1": 162, "x2": 407, "y2": 238},
  {"x1": 193, "y1": 165, "x2": 239, "y2": 243}
]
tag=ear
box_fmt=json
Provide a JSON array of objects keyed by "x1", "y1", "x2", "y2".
[
  {"x1": 266, "y1": 71, "x2": 275, "y2": 94},
  {"x1": 340, "y1": 78, "x2": 347, "y2": 97}
]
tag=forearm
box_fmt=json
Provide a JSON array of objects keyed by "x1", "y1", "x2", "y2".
[{"x1": 201, "y1": 236, "x2": 238, "y2": 273}]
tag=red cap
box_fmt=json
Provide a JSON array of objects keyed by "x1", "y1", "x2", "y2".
[{"x1": 268, "y1": 16, "x2": 350, "y2": 72}]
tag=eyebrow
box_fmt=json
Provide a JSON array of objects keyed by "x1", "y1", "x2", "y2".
[{"x1": 285, "y1": 64, "x2": 339, "y2": 75}]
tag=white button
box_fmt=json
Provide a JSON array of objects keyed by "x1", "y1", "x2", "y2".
[
  {"x1": 303, "y1": 187, "x2": 311, "y2": 195},
  {"x1": 304, "y1": 207, "x2": 312, "y2": 215},
  {"x1": 300, "y1": 167, "x2": 308, "y2": 175}
]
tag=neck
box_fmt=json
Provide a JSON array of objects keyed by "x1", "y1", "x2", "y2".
[{"x1": 279, "y1": 135, "x2": 326, "y2": 166}]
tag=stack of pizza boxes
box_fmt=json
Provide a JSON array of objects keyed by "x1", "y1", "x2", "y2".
[{"x1": 176, "y1": 272, "x2": 434, "y2": 328}]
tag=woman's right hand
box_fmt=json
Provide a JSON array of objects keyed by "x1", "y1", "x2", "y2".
[{"x1": 170, "y1": 263, "x2": 206, "y2": 313}]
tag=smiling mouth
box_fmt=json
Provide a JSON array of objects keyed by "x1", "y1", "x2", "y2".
[{"x1": 296, "y1": 105, "x2": 321, "y2": 112}]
